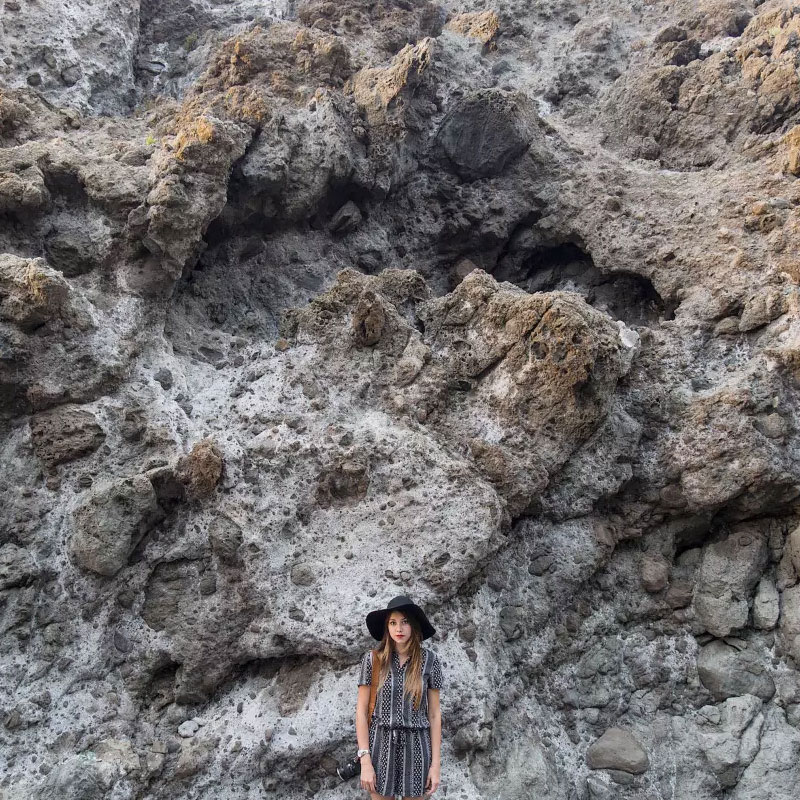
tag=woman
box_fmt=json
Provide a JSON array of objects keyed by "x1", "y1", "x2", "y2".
[{"x1": 355, "y1": 595, "x2": 443, "y2": 799}]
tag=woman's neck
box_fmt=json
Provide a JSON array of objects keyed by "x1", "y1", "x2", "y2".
[{"x1": 394, "y1": 642, "x2": 410, "y2": 658}]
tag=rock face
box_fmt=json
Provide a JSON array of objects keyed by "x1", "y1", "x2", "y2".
[{"x1": 2, "y1": 2, "x2": 800, "y2": 800}]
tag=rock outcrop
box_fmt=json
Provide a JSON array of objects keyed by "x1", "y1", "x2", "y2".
[{"x1": 3, "y1": 2, "x2": 800, "y2": 800}]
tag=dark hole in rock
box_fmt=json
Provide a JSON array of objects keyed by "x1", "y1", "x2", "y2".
[
  {"x1": 499, "y1": 242, "x2": 669, "y2": 327},
  {"x1": 144, "y1": 659, "x2": 180, "y2": 709},
  {"x1": 203, "y1": 215, "x2": 231, "y2": 250},
  {"x1": 41, "y1": 164, "x2": 87, "y2": 201}
]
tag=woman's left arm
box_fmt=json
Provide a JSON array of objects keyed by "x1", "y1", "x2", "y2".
[{"x1": 426, "y1": 688, "x2": 441, "y2": 796}]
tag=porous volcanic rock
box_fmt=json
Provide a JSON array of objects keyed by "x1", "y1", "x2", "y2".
[{"x1": 3, "y1": 2, "x2": 800, "y2": 800}]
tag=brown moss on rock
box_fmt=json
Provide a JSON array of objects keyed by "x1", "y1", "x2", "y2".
[
  {"x1": 176, "y1": 439, "x2": 223, "y2": 500},
  {"x1": 350, "y1": 38, "x2": 435, "y2": 133},
  {"x1": 196, "y1": 24, "x2": 351, "y2": 103},
  {"x1": 445, "y1": 10, "x2": 500, "y2": 50}
]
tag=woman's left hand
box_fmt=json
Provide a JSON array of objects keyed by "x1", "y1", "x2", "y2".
[{"x1": 425, "y1": 767, "x2": 440, "y2": 796}]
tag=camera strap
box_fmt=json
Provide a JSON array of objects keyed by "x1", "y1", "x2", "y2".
[{"x1": 367, "y1": 649, "x2": 379, "y2": 721}]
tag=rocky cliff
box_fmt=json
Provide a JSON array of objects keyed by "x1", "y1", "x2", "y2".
[{"x1": 2, "y1": 1, "x2": 800, "y2": 799}]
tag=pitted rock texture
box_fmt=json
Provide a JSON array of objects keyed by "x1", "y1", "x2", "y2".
[{"x1": 3, "y1": 2, "x2": 800, "y2": 800}]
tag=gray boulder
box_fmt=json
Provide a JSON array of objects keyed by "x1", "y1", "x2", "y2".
[
  {"x1": 586, "y1": 727, "x2": 649, "y2": 774},
  {"x1": 69, "y1": 475, "x2": 164, "y2": 577},
  {"x1": 753, "y1": 577, "x2": 780, "y2": 630},
  {"x1": 436, "y1": 90, "x2": 536, "y2": 180},
  {"x1": 697, "y1": 641, "x2": 775, "y2": 702},
  {"x1": 693, "y1": 524, "x2": 768, "y2": 637}
]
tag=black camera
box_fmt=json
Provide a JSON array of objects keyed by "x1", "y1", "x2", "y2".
[{"x1": 336, "y1": 755, "x2": 361, "y2": 781}]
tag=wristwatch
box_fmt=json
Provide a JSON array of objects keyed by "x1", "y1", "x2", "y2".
[{"x1": 357, "y1": 748, "x2": 370, "y2": 759}]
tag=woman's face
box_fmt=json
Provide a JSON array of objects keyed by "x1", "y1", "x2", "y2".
[{"x1": 387, "y1": 611, "x2": 412, "y2": 646}]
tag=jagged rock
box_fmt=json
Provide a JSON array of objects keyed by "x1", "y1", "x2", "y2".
[
  {"x1": 329, "y1": 200, "x2": 362, "y2": 235},
  {"x1": 140, "y1": 115, "x2": 253, "y2": 274},
  {"x1": 153, "y1": 368, "x2": 173, "y2": 390},
  {"x1": 38, "y1": 755, "x2": 107, "y2": 800},
  {"x1": 350, "y1": 290, "x2": 387, "y2": 347},
  {"x1": 298, "y1": 0, "x2": 443, "y2": 53},
  {"x1": 697, "y1": 694, "x2": 763, "y2": 787},
  {"x1": 586, "y1": 727, "x2": 649, "y2": 774},
  {"x1": 285, "y1": 267, "x2": 632, "y2": 516},
  {"x1": 0, "y1": 544, "x2": 37, "y2": 590},
  {"x1": 778, "y1": 523, "x2": 800, "y2": 588},
  {"x1": 0, "y1": 163, "x2": 49, "y2": 214},
  {"x1": 94, "y1": 738, "x2": 140, "y2": 773},
  {"x1": 174, "y1": 737, "x2": 216, "y2": 779},
  {"x1": 43, "y1": 228, "x2": 100, "y2": 278},
  {"x1": 237, "y1": 94, "x2": 362, "y2": 223},
  {"x1": 29, "y1": 406, "x2": 105, "y2": 468},
  {"x1": 730, "y1": 706, "x2": 800, "y2": 800},
  {"x1": 69, "y1": 474, "x2": 164, "y2": 577},
  {"x1": 602, "y1": 6, "x2": 800, "y2": 168},
  {"x1": 350, "y1": 37, "x2": 435, "y2": 136},
  {"x1": 0, "y1": 0, "x2": 141, "y2": 114}
]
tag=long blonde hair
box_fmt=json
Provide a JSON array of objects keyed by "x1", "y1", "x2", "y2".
[{"x1": 373, "y1": 613, "x2": 424, "y2": 709}]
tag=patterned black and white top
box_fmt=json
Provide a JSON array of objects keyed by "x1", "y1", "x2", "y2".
[{"x1": 358, "y1": 647, "x2": 444, "y2": 729}]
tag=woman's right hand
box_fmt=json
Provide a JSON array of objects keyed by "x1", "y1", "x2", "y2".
[{"x1": 360, "y1": 757, "x2": 376, "y2": 794}]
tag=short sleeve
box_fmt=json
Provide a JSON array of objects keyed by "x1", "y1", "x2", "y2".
[
  {"x1": 428, "y1": 651, "x2": 443, "y2": 690},
  {"x1": 358, "y1": 650, "x2": 373, "y2": 686}
]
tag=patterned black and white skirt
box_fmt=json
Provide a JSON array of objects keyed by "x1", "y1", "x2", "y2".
[{"x1": 368, "y1": 722, "x2": 432, "y2": 798}]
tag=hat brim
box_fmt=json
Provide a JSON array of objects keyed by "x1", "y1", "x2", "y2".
[{"x1": 366, "y1": 603, "x2": 436, "y2": 641}]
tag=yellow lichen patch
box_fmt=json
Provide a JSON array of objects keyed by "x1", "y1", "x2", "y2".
[
  {"x1": 222, "y1": 86, "x2": 271, "y2": 126},
  {"x1": 446, "y1": 10, "x2": 501, "y2": 48},
  {"x1": 195, "y1": 117, "x2": 215, "y2": 144},
  {"x1": 174, "y1": 116, "x2": 217, "y2": 161},
  {"x1": 24, "y1": 262, "x2": 49, "y2": 306},
  {"x1": 232, "y1": 38, "x2": 252, "y2": 69}
]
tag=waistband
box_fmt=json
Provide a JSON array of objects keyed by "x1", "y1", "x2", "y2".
[{"x1": 374, "y1": 723, "x2": 431, "y2": 731}]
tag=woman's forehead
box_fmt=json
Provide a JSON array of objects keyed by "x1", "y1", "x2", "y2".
[{"x1": 388, "y1": 611, "x2": 409, "y2": 620}]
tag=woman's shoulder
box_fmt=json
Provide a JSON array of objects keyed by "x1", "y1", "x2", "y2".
[{"x1": 422, "y1": 646, "x2": 441, "y2": 662}]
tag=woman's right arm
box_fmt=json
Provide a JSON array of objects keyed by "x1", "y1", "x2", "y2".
[{"x1": 356, "y1": 683, "x2": 376, "y2": 793}]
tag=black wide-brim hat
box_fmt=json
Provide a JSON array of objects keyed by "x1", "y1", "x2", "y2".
[{"x1": 366, "y1": 595, "x2": 436, "y2": 641}]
